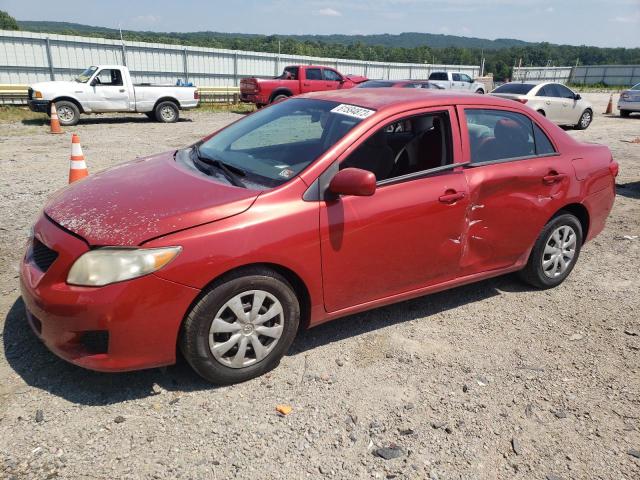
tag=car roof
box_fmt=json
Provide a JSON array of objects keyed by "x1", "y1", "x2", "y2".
[{"x1": 299, "y1": 88, "x2": 520, "y2": 111}]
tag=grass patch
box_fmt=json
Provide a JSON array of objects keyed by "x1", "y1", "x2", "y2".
[
  {"x1": 196, "y1": 102, "x2": 256, "y2": 114},
  {"x1": 0, "y1": 106, "x2": 47, "y2": 124}
]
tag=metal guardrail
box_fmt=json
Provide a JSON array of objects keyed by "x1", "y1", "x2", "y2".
[{"x1": 0, "y1": 85, "x2": 242, "y2": 105}]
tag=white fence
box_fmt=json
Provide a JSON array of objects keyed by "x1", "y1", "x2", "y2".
[
  {"x1": 513, "y1": 65, "x2": 640, "y2": 86},
  {"x1": 0, "y1": 30, "x2": 481, "y2": 87}
]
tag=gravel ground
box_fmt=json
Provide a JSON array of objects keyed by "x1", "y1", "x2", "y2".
[{"x1": 1, "y1": 94, "x2": 639, "y2": 480}]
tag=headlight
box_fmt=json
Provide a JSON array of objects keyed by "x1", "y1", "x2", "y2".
[
  {"x1": 34, "y1": 91, "x2": 43, "y2": 99},
  {"x1": 67, "y1": 247, "x2": 181, "y2": 286}
]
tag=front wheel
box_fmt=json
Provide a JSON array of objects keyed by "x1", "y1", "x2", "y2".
[
  {"x1": 54, "y1": 100, "x2": 80, "y2": 126},
  {"x1": 180, "y1": 268, "x2": 300, "y2": 384},
  {"x1": 575, "y1": 109, "x2": 592, "y2": 130},
  {"x1": 518, "y1": 213, "x2": 583, "y2": 289},
  {"x1": 475, "y1": 88, "x2": 485, "y2": 94},
  {"x1": 620, "y1": 110, "x2": 630, "y2": 118},
  {"x1": 154, "y1": 101, "x2": 179, "y2": 123}
]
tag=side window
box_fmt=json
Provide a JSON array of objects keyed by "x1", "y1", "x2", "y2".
[
  {"x1": 94, "y1": 69, "x2": 123, "y2": 86},
  {"x1": 452, "y1": 73, "x2": 461, "y2": 81},
  {"x1": 340, "y1": 112, "x2": 452, "y2": 182},
  {"x1": 533, "y1": 124, "x2": 556, "y2": 155},
  {"x1": 555, "y1": 84, "x2": 576, "y2": 99},
  {"x1": 283, "y1": 67, "x2": 299, "y2": 80},
  {"x1": 429, "y1": 72, "x2": 447, "y2": 81},
  {"x1": 461, "y1": 74, "x2": 472, "y2": 83},
  {"x1": 305, "y1": 68, "x2": 322, "y2": 80},
  {"x1": 465, "y1": 109, "x2": 535, "y2": 163},
  {"x1": 536, "y1": 86, "x2": 549, "y2": 97},
  {"x1": 323, "y1": 69, "x2": 342, "y2": 82}
]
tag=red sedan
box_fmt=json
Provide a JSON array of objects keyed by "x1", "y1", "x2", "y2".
[{"x1": 21, "y1": 89, "x2": 618, "y2": 384}]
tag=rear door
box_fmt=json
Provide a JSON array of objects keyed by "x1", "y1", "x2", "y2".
[
  {"x1": 536, "y1": 84, "x2": 565, "y2": 123},
  {"x1": 301, "y1": 68, "x2": 327, "y2": 93},
  {"x1": 456, "y1": 106, "x2": 569, "y2": 275},
  {"x1": 87, "y1": 68, "x2": 129, "y2": 111}
]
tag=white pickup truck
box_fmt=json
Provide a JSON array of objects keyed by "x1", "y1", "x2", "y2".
[
  {"x1": 28, "y1": 65, "x2": 199, "y2": 125},
  {"x1": 427, "y1": 71, "x2": 486, "y2": 94}
]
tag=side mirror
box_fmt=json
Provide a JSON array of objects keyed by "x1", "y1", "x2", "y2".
[
  {"x1": 90, "y1": 79, "x2": 97, "y2": 87},
  {"x1": 329, "y1": 168, "x2": 376, "y2": 197},
  {"x1": 575, "y1": 93, "x2": 581, "y2": 100}
]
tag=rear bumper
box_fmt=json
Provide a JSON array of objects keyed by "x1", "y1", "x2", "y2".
[
  {"x1": 19, "y1": 215, "x2": 200, "y2": 372},
  {"x1": 583, "y1": 184, "x2": 615, "y2": 243},
  {"x1": 28, "y1": 100, "x2": 49, "y2": 113},
  {"x1": 240, "y1": 92, "x2": 268, "y2": 105},
  {"x1": 617, "y1": 99, "x2": 640, "y2": 112}
]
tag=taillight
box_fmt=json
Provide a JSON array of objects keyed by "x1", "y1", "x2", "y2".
[
  {"x1": 609, "y1": 160, "x2": 619, "y2": 177},
  {"x1": 194, "y1": 90, "x2": 199, "y2": 100}
]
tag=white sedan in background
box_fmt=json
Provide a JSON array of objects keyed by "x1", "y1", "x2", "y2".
[
  {"x1": 618, "y1": 83, "x2": 640, "y2": 117},
  {"x1": 490, "y1": 82, "x2": 593, "y2": 130}
]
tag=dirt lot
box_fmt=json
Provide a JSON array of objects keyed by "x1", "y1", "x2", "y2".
[{"x1": 0, "y1": 94, "x2": 639, "y2": 480}]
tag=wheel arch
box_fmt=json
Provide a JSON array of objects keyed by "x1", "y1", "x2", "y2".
[
  {"x1": 52, "y1": 96, "x2": 84, "y2": 114},
  {"x1": 177, "y1": 262, "x2": 312, "y2": 351},
  {"x1": 552, "y1": 203, "x2": 590, "y2": 244},
  {"x1": 269, "y1": 89, "x2": 293, "y2": 103},
  {"x1": 153, "y1": 96, "x2": 181, "y2": 110}
]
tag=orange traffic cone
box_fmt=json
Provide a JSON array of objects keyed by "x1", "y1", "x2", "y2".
[
  {"x1": 604, "y1": 94, "x2": 613, "y2": 114},
  {"x1": 49, "y1": 103, "x2": 63, "y2": 134},
  {"x1": 68, "y1": 134, "x2": 89, "y2": 183}
]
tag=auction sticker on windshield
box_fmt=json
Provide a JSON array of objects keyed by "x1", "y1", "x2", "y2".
[{"x1": 330, "y1": 104, "x2": 375, "y2": 120}]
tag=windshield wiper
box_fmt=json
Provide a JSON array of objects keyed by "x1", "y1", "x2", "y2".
[{"x1": 192, "y1": 144, "x2": 246, "y2": 188}]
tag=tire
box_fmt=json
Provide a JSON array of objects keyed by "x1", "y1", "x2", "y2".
[
  {"x1": 271, "y1": 94, "x2": 289, "y2": 104},
  {"x1": 54, "y1": 100, "x2": 80, "y2": 126},
  {"x1": 154, "y1": 101, "x2": 179, "y2": 123},
  {"x1": 537, "y1": 109, "x2": 546, "y2": 117},
  {"x1": 574, "y1": 109, "x2": 592, "y2": 130},
  {"x1": 180, "y1": 268, "x2": 300, "y2": 384},
  {"x1": 518, "y1": 213, "x2": 583, "y2": 289},
  {"x1": 620, "y1": 110, "x2": 630, "y2": 118},
  {"x1": 475, "y1": 89, "x2": 485, "y2": 94}
]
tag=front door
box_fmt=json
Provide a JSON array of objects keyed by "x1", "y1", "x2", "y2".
[
  {"x1": 319, "y1": 107, "x2": 469, "y2": 312},
  {"x1": 87, "y1": 68, "x2": 129, "y2": 111}
]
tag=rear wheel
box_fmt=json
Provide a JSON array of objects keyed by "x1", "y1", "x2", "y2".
[
  {"x1": 575, "y1": 109, "x2": 592, "y2": 130},
  {"x1": 154, "y1": 101, "x2": 179, "y2": 123},
  {"x1": 620, "y1": 110, "x2": 631, "y2": 118},
  {"x1": 271, "y1": 94, "x2": 289, "y2": 104},
  {"x1": 475, "y1": 88, "x2": 485, "y2": 94},
  {"x1": 518, "y1": 213, "x2": 583, "y2": 289},
  {"x1": 180, "y1": 268, "x2": 300, "y2": 384},
  {"x1": 54, "y1": 100, "x2": 80, "y2": 126},
  {"x1": 537, "y1": 109, "x2": 546, "y2": 117}
]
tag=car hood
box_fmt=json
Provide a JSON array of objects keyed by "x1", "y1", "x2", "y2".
[
  {"x1": 31, "y1": 80, "x2": 81, "y2": 95},
  {"x1": 345, "y1": 75, "x2": 368, "y2": 84},
  {"x1": 44, "y1": 151, "x2": 260, "y2": 246}
]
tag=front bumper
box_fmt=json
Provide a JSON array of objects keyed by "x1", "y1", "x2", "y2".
[
  {"x1": 617, "y1": 99, "x2": 640, "y2": 112},
  {"x1": 28, "y1": 100, "x2": 49, "y2": 113},
  {"x1": 19, "y1": 214, "x2": 200, "y2": 372}
]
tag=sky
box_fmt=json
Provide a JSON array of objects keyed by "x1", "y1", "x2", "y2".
[{"x1": 1, "y1": 0, "x2": 639, "y2": 48}]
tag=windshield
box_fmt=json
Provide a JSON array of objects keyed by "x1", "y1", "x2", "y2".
[
  {"x1": 198, "y1": 98, "x2": 373, "y2": 188},
  {"x1": 493, "y1": 83, "x2": 536, "y2": 94},
  {"x1": 75, "y1": 66, "x2": 98, "y2": 83}
]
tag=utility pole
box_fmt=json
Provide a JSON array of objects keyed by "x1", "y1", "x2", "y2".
[{"x1": 119, "y1": 23, "x2": 127, "y2": 66}]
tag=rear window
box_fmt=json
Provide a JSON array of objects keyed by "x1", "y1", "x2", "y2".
[
  {"x1": 493, "y1": 83, "x2": 536, "y2": 95},
  {"x1": 428, "y1": 72, "x2": 448, "y2": 81}
]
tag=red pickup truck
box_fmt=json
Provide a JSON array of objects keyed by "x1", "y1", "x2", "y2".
[{"x1": 240, "y1": 65, "x2": 367, "y2": 108}]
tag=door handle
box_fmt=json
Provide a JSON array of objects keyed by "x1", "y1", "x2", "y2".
[
  {"x1": 545, "y1": 100, "x2": 551, "y2": 105},
  {"x1": 303, "y1": 83, "x2": 310, "y2": 86},
  {"x1": 439, "y1": 191, "x2": 465, "y2": 204},
  {"x1": 542, "y1": 172, "x2": 567, "y2": 185},
  {"x1": 119, "y1": 88, "x2": 125, "y2": 92}
]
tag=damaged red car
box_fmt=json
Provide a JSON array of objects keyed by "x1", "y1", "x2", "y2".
[{"x1": 21, "y1": 89, "x2": 618, "y2": 384}]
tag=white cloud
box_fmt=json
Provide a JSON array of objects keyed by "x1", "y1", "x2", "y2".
[
  {"x1": 315, "y1": 7, "x2": 342, "y2": 17},
  {"x1": 545, "y1": 6, "x2": 554, "y2": 13},
  {"x1": 610, "y1": 12, "x2": 640, "y2": 23},
  {"x1": 130, "y1": 14, "x2": 161, "y2": 26}
]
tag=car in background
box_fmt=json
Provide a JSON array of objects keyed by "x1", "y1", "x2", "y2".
[
  {"x1": 28, "y1": 65, "x2": 199, "y2": 125},
  {"x1": 356, "y1": 80, "x2": 444, "y2": 89},
  {"x1": 240, "y1": 65, "x2": 367, "y2": 108},
  {"x1": 428, "y1": 71, "x2": 486, "y2": 93},
  {"x1": 618, "y1": 83, "x2": 640, "y2": 117},
  {"x1": 490, "y1": 82, "x2": 593, "y2": 130},
  {"x1": 21, "y1": 89, "x2": 618, "y2": 384}
]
